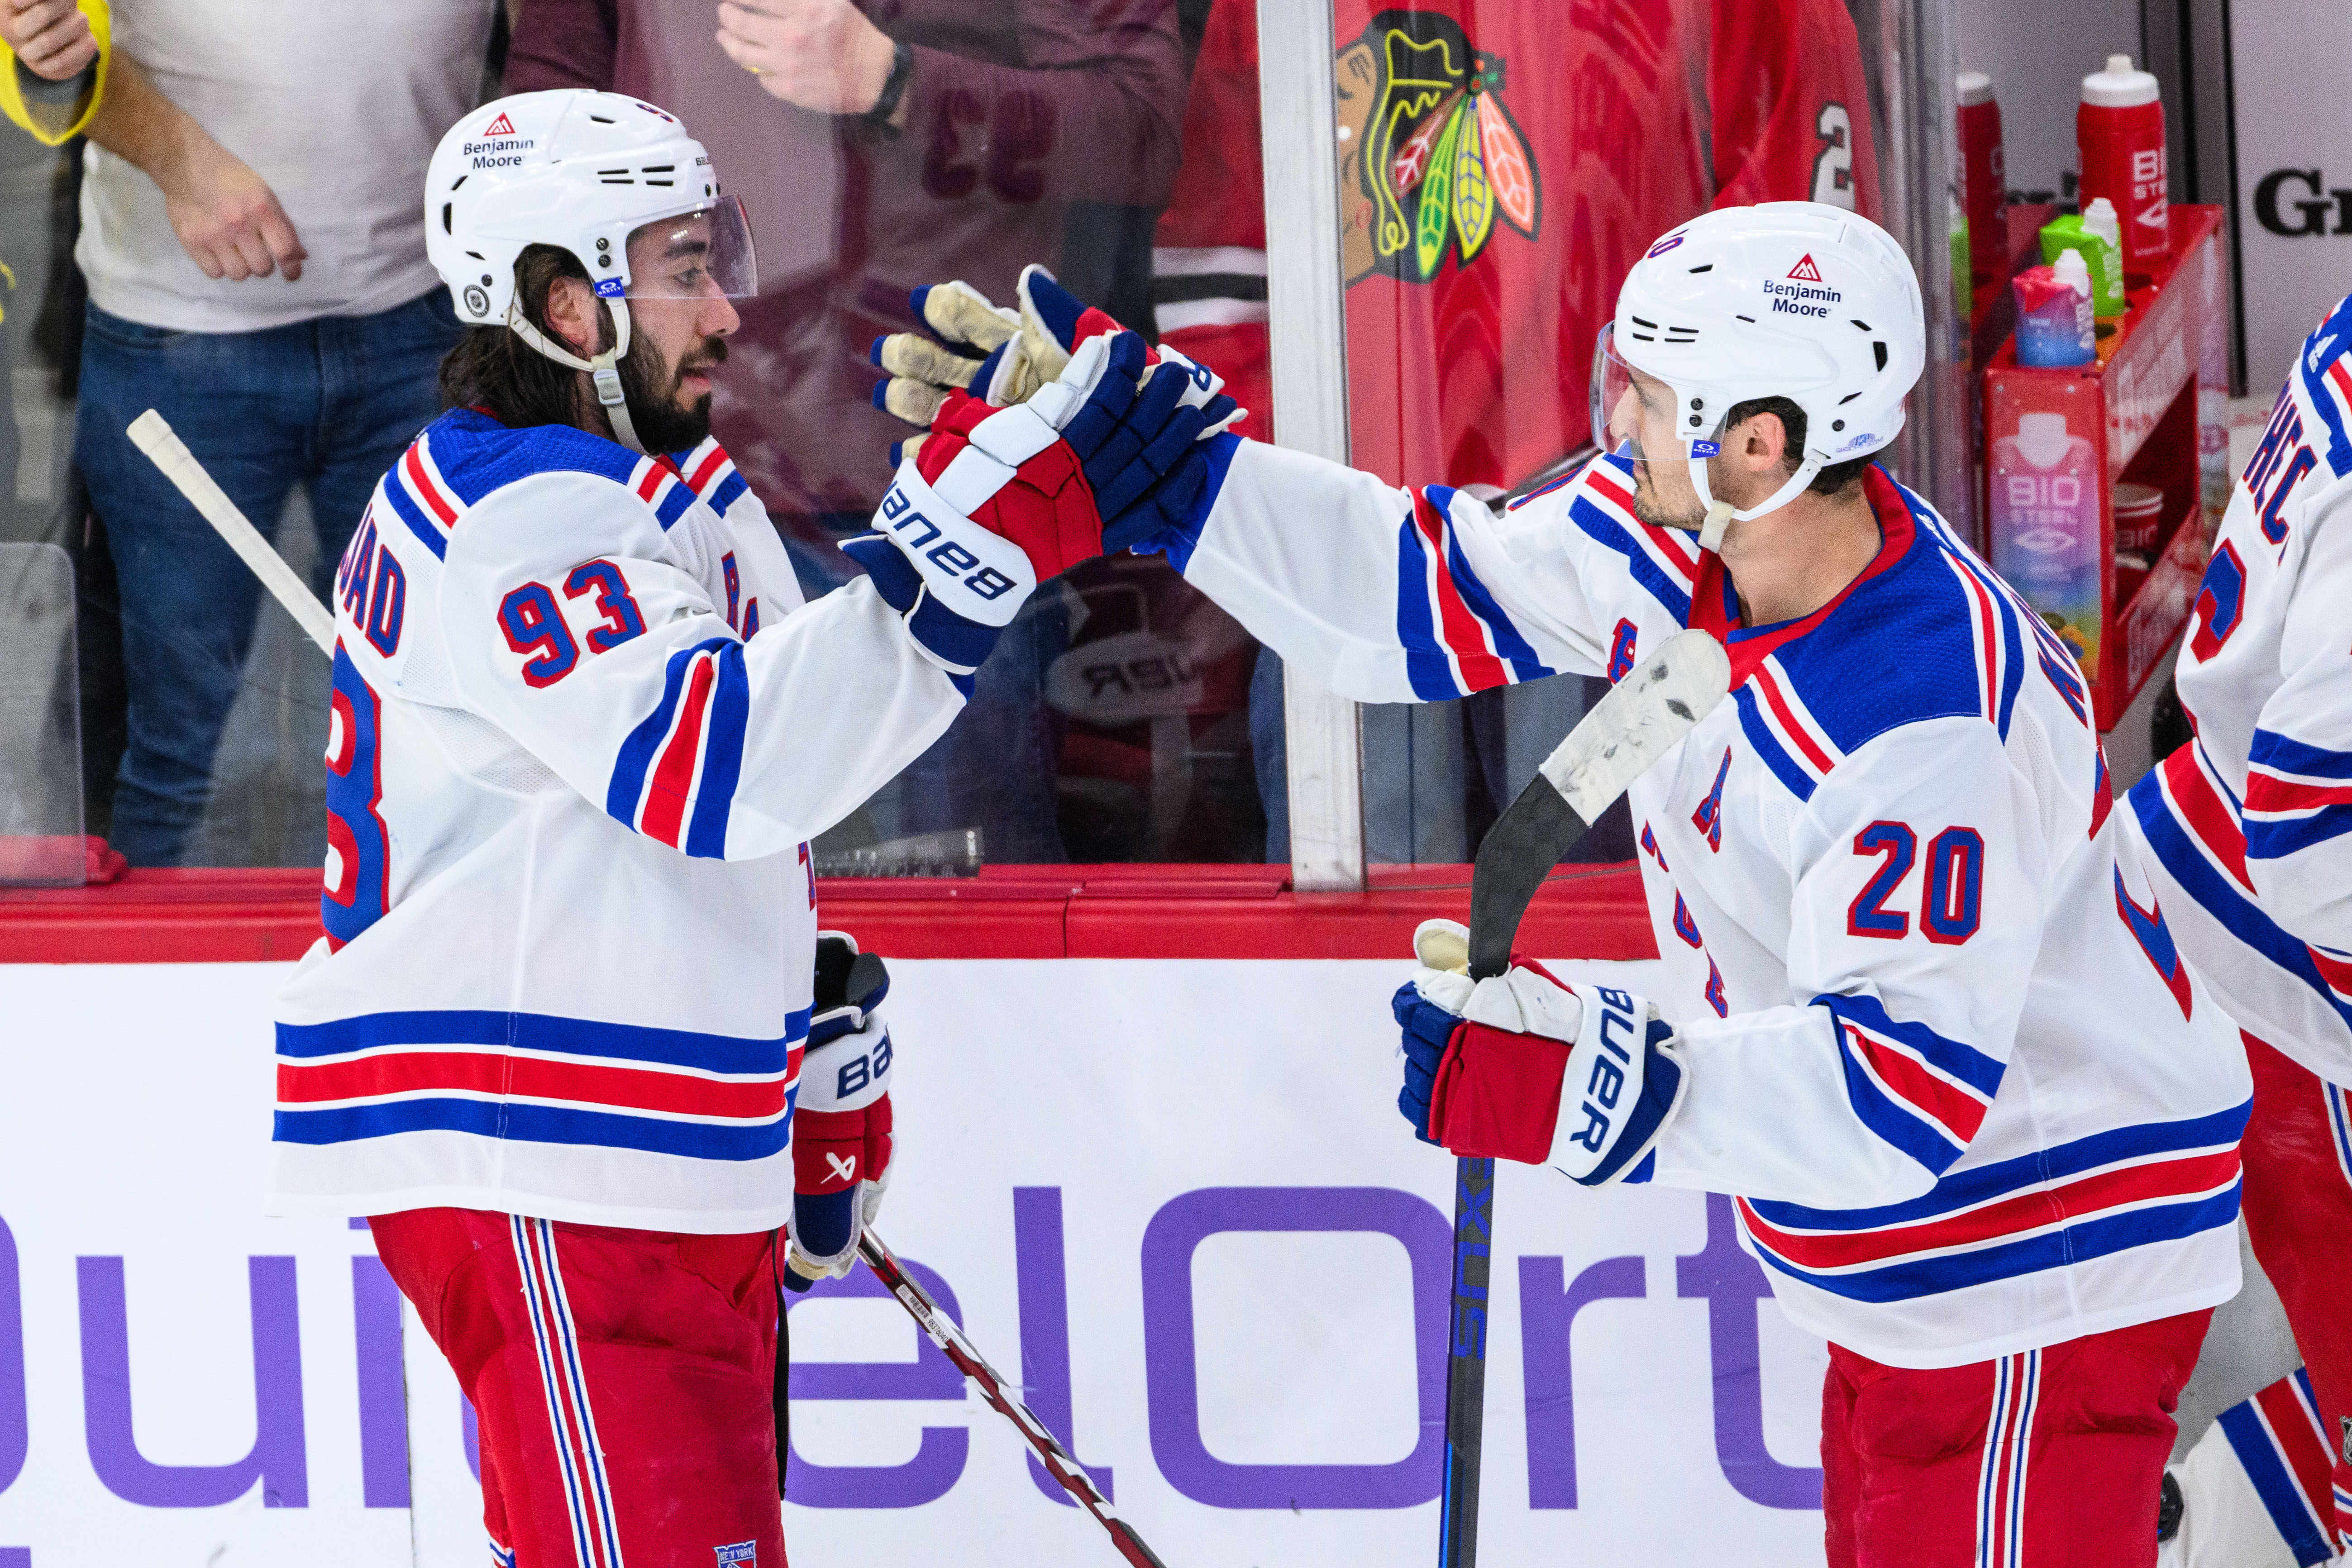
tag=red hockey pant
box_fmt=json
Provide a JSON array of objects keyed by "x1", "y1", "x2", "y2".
[
  {"x1": 371, "y1": 1207, "x2": 785, "y2": 1568},
  {"x1": 2240, "y1": 1031, "x2": 2352, "y2": 1548},
  {"x1": 1822, "y1": 1309, "x2": 2212, "y2": 1568}
]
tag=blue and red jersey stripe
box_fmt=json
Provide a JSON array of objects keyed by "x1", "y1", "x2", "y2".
[{"x1": 1393, "y1": 486, "x2": 1554, "y2": 699}]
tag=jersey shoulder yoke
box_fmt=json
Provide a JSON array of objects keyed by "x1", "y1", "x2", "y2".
[{"x1": 1735, "y1": 475, "x2": 2051, "y2": 799}]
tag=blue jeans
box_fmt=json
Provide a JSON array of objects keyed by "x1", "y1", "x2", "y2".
[{"x1": 76, "y1": 291, "x2": 461, "y2": 865}]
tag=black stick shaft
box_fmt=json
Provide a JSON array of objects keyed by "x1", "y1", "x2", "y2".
[
  {"x1": 1441, "y1": 767, "x2": 1605, "y2": 1568},
  {"x1": 1468, "y1": 776, "x2": 1589, "y2": 980},
  {"x1": 1440, "y1": 1154, "x2": 1494, "y2": 1567}
]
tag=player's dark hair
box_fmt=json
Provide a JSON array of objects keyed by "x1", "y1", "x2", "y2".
[
  {"x1": 1722, "y1": 395, "x2": 1874, "y2": 495},
  {"x1": 437, "y1": 244, "x2": 606, "y2": 429}
]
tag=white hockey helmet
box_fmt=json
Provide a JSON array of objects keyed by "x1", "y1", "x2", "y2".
[
  {"x1": 1592, "y1": 201, "x2": 1925, "y2": 546},
  {"x1": 425, "y1": 90, "x2": 758, "y2": 451}
]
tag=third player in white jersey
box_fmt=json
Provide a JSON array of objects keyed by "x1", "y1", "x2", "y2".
[
  {"x1": 2128, "y1": 296, "x2": 2352, "y2": 1568},
  {"x1": 2128, "y1": 293, "x2": 2352, "y2": 1081}
]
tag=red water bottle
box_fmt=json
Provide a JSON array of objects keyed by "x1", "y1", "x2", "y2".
[
  {"x1": 2077, "y1": 54, "x2": 2167, "y2": 273},
  {"x1": 1956, "y1": 71, "x2": 2006, "y2": 289}
]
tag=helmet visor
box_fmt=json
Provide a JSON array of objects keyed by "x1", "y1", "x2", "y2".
[
  {"x1": 1590, "y1": 324, "x2": 1717, "y2": 468},
  {"x1": 621, "y1": 195, "x2": 758, "y2": 301}
]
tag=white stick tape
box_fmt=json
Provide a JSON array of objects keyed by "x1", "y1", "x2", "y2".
[{"x1": 127, "y1": 408, "x2": 338, "y2": 656}]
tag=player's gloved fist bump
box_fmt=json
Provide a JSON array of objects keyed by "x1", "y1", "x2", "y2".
[
  {"x1": 870, "y1": 280, "x2": 1021, "y2": 440},
  {"x1": 874, "y1": 264, "x2": 1244, "y2": 444},
  {"x1": 844, "y1": 334, "x2": 1145, "y2": 686},
  {"x1": 1006, "y1": 265, "x2": 1244, "y2": 442},
  {"x1": 1391, "y1": 919, "x2": 1688, "y2": 1186},
  {"x1": 786, "y1": 934, "x2": 896, "y2": 1292},
  {"x1": 854, "y1": 327, "x2": 1232, "y2": 639}
]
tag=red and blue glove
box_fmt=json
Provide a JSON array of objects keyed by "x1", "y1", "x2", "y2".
[
  {"x1": 1394, "y1": 919, "x2": 1688, "y2": 1187},
  {"x1": 787, "y1": 932, "x2": 896, "y2": 1291},
  {"x1": 871, "y1": 265, "x2": 1243, "y2": 562},
  {"x1": 843, "y1": 329, "x2": 1217, "y2": 691}
]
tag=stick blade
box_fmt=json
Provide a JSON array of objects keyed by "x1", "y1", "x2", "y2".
[{"x1": 1541, "y1": 629, "x2": 1732, "y2": 819}]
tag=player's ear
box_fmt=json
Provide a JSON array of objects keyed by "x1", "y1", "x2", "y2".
[
  {"x1": 1735, "y1": 410, "x2": 1790, "y2": 475},
  {"x1": 543, "y1": 275, "x2": 605, "y2": 358}
]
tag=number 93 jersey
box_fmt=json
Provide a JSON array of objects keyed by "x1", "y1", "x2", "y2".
[
  {"x1": 2125, "y1": 294, "x2": 2352, "y2": 1084},
  {"x1": 269, "y1": 408, "x2": 967, "y2": 1233}
]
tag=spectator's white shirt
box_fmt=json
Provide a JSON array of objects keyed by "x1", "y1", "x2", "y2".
[{"x1": 77, "y1": 0, "x2": 495, "y2": 332}]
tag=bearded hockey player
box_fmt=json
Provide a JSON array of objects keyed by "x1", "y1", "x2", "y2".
[
  {"x1": 263, "y1": 89, "x2": 1212, "y2": 1567},
  {"x1": 882, "y1": 204, "x2": 2252, "y2": 1566},
  {"x1": 2124, "y1": 294, "x2": 2352, "y2": 1568}
]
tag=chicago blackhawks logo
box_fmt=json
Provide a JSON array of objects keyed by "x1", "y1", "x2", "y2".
[{"x1": 1336, "y1": 10, "x2": 1541, "y2": 286}]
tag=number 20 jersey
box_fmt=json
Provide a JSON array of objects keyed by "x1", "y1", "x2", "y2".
[
  {"x1": 2126, "y1": 295, "x2": 2352, "y2": 1085},
  {"x1": 1159, "y1": 435, "x2": 2251, "y2": 1366},
  {"x1": 267, "y1": 408, "x2": 965, "y2": 1233}
]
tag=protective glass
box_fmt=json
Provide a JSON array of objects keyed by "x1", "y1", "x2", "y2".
[
  {"x1": 621, "y1": 195, "x2": 759, "y2": 300},
  {"x1": 1589, "y1": 324, "x2": 1716, "y2": 468}
]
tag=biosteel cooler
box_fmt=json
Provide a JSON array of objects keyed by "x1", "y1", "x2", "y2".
[
  {"x1": 2077, "y1": 55, "x2": 2167, "y2": 272},
  {"x1": 1957, "y1": 71, "x2": 2006, "y2": 288}
]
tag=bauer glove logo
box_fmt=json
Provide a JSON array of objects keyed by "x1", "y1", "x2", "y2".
[
  {"x1": 1567, "y1": 987, "x2": 1639, "y2": 1155},
  {"x1": 880, "y1": 484, "x2": 1021, "y2": 602},
  {"x1": 832, "y1": 1031, "x2": 893, "y2": 1100}
]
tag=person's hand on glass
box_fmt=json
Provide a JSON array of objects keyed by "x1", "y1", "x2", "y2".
[
  {"x1": 3, "y1": 0, "x2": 99, "y2": 81},
  {"x1": 714, "y1": 0, "x2": 900, "y2": 120}
]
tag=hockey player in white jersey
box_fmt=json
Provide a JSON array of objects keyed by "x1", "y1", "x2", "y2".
[
  {"x1": 2123, "y1": 295, "x2": 2352, "y2": 1568},
  {"x1": 880, "y1": 205, "x2": 2253, "y2": 1565},
  {"x1": 264, "y1": 90, "x2": 1217, "y2": 1567}
]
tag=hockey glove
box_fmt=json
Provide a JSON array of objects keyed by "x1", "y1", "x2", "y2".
[
  {"x1": 1393, "y1": 918, "x2": 1688, "y2": 1187},
  {"x1": 843, "y1": 330, "x2": 1121, "y2": 687},
  {"x1": 786, "y1": 932, "x2": 896, "y2": 1291},
  {"x1": 873, "y1": 267, "x2": 1243, "y2": 555},
  {"x1": 849, "y1": 327, "x2": 1226, "y2": 655},
  {"x1": 875, "y1": 264, "x2": 1244, "y2": 439}
]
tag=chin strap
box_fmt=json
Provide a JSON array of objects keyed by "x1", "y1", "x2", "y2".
[
  {"x1": 506, "y1": 296, "x2": 647, "y2": 454},
  {"x1": 1683, "y1": 449, "x2": 1826, "y2": 554},
  {"x1": 1695, "y1": 498, "x2": 1735, "y2": 554}
]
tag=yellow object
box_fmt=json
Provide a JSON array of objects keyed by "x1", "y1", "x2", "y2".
[
  {"x1": 0, "y1": 258, "x2": 13, "y2": 327},
  {"x1": 0, "y1": 0, "x2": 111, "y2": 148}
]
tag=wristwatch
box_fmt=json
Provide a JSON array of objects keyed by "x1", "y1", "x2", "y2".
[{"x1": 861, "y1": 39, "x2": 913, "y2": 134}]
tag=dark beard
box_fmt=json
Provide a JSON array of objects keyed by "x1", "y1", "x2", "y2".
[
  {"x1": 1628, "y1": 463, "x2": 1703, "y2": 531},
  {"x1": 615, "y1": 332, "x2": 727, "y2": 455}
]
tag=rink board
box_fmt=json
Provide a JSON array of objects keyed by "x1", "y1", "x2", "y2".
[{"x1": 0, "y1": 957, "x2": 1833, "y2": 1565}]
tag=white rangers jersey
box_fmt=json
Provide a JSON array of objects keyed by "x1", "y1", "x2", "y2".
[
  {"x1": 2125, "y1": 295, "x2": 2352, "y2": 1087},
  {"x1": 1164, "y1": 438, "x2": 2250, "y2": 1366},
  {"x1": 267, "y1": 409, "x2": 964, "y2": 1233}
]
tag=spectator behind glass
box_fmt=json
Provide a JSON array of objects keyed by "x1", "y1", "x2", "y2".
[
  {"x1": 0, "y1": 0, "x2": 498, "y2": 867},
  {"x1": 0, "y1": 0, "x2": 103, "y2": 548},
  {"x1": 506, "y1": 0, "x2": 1186, "y2": 863}
]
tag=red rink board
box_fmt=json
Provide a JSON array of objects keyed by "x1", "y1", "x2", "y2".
[{"x1": 0, "y1": 863, "x2": 1658, "y2": 964}]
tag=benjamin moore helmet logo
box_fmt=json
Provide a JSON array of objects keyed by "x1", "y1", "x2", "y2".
[
  {"x1": 1335, "y1": 10, "x2": 1541, "y2": 286},
  {"x1": 481, "y1": 111, "x2": 515, "y2": 138},
  {"x1": 1787, "y1": 253, "x2": 1825, "y2": 282}
]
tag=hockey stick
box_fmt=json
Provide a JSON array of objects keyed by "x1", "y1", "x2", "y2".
[
  {"x1": 128, "y1": 410, "x2": 338, "y2": 656},
  {"x1": 857, "y1": 1229, "x2": 1169, "y2": 1568},
  {"x1": 1437, "y1": 628, "x2": 1732, "y2": 1568}
]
